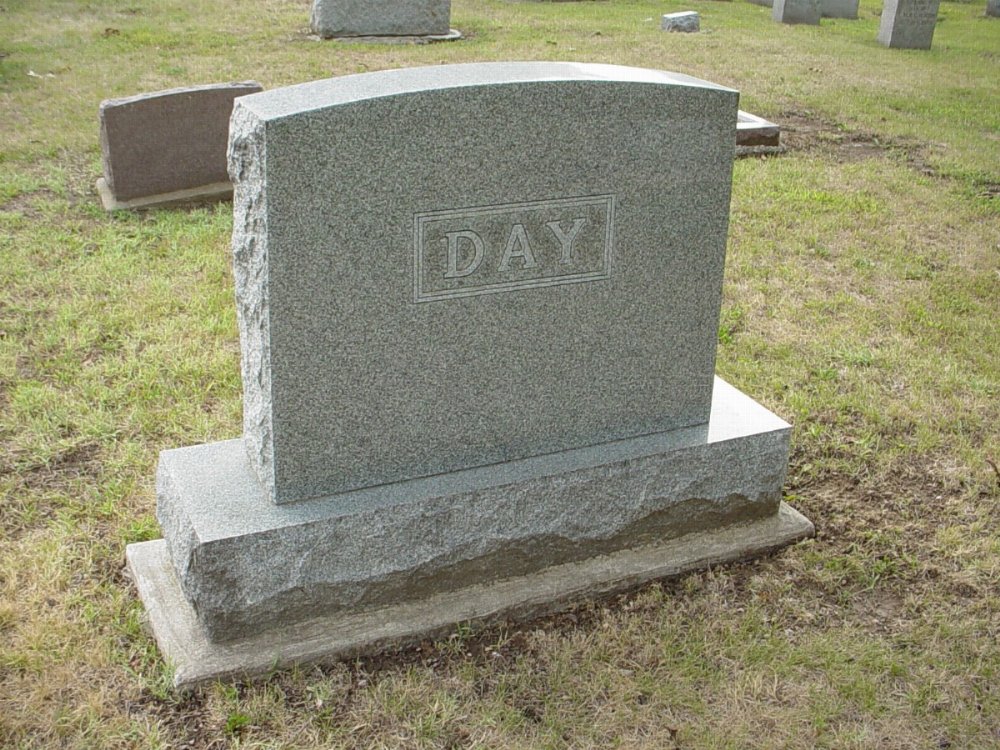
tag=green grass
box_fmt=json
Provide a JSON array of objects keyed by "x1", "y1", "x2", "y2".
[{"x1": 2, "y1": 1, "x2": 999, "y2": 748}]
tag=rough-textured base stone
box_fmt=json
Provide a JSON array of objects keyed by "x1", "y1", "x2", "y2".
[
  {"x1": 736, "y1": 110, "x2": 781, "y2": 155},
  {"x1": 820, "y1": 0, "x2": 859, "y2": 17},
  {"x1": 98, "y1": 82, "x2": 261, "y2": 207},
  {"x1": 988, "y1": 0, "x2": 1000, "y2": 17},
  {"x1": 128, "y1": 502, "x2": 812, "y2": 689},
  {"x1": 877, "y1": 0, "x2": 941, "y2": 48},
  {"x1": 773, "y1": 0, "x2": 821, "y2": 23},
  {"x1": 96, "y1": 178, "x2": 233, "y2": 212},
  {"x1": 152, "y1": 378, "x2": 794, "y2": 643},
  {"x1": 661, "y1": 11, "x2": 700, "y2": 31},
  {"x1": 311, "y1": 0, "x2": 451, "y2": 37}
]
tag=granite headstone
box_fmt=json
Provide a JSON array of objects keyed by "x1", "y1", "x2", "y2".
[
  {"x1": 773, "y1": 0, "x2": 821, "y2": 23},
  {"x1": 311, "y1": 0, "x2": 452, "y2": 37},
  {"x1": 97, "y1": 82, "x2": 262, "y2": 211},
  {"x1": 986, "y1": 0, "x2": 999, "y2": 16},
  {"x1": 877, "y1": 0, "x2": 941, "y2": 48},
  {"x1": 126, "y1": 62, "x2": 812, "y2": 687},
  {"x1": 820, "y1": 0, "x2": 859, "y2": 18}
]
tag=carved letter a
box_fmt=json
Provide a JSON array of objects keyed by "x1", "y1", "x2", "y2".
[{"x1": 498, "y1": 223, "x2": 538, "y2": 272}]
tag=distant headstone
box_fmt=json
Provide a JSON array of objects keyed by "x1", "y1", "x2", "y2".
[
  {"x1": 986, "y1": 0, "x2": 999, "y2": 17},
  {"x1": 661, "y1": 11, "x2": 700, "y2": 32},
  {"x1": 747, "y1": 0, "x2": 774, "y2": 6},
  {"x1": 820, "y1": 0, "x2": 859, "y2": 18},
  {"x1": 877, "y1": 0, "x2": 941, "y2": 48},
  {"x1": 773, "y1": 0, "x2": 821, "y2": 24},
  {"x1": 311, "y1": 0, "x2": 454, "y2": 37},
  {"x1": 126, "y1": 62, "x2": 813, "y2": 688},
  {"x1": 97, "y1": 82, "x2": 262, "y2": 211}
]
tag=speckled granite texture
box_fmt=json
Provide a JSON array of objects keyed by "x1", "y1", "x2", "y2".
[
  {"x1": 878, "y1": 0, "x2": 940, "y2": 48},
  {"x1": 310, "y1": 0, "x2": 451, "y2": 37},
  {"x1": 228, "y1": 62, "x2": 739, "y2": 504},
  {"x1": 156, "y1": 378, "x2": 793, "y2": 643}
]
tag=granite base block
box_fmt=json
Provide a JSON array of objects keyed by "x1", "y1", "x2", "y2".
[
  {"x1": 127, "y1": 502, "x2": 813, "y2": 689},
  {"x1": 145, "y1": 378, "x2": 802, "y2": 646},
  {"x1": 96, "y1": 178, "x2": 233, "y2": 212}
]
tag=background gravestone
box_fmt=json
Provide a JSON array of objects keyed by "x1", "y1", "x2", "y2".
[
  {"x1": 986, "y1": 0, "x2": 999, "y2": 17},
  {"x1": 820, "y1": 0, "x2": 860, "y2": 18},
  {"x1": 126, "y1": 62, "x2": 813, "y2": 688},
  {"x1": 97, "y1": 81, "x2": 262, "y2": 211},
  {"x1": 773, "y1": 0, "x2": 821, "y2": 24},
  {"x1": 878, "y1": 0, "x2": 941, "y2": 48},
  {"x1": 311, "y1": 0, "x2": 452, "y2": 37},
  {"x1": 661, "y1": 11, "x2": 700, "y2": 32}
]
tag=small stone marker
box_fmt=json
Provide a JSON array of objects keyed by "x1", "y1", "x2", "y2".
[
  {"x1": 97, "y1": 81, "x2": 262, "y2": 211},
  {"x1": 820, "y1": 0, "x2": 860, "y2": 18},
  {"x1": 773, "y1": 0, "x2": 821, "y2": 24},
  {"x1": 737, "y1": 110, "x2": 781, "y2": 155},
  {"x1": 985, "y1": 0, "x2": 999, "y2": 16},
  {"x1": 661, "y1": 11, "x2": 700, "y2": 32},
  {"x1": 877, "y1": 0, "x2": 941, "y2": 48},
  {"x1": 747, "y1": 0, "x2": 774, "y2": 6},
  {"x1": 126, "y1": 62, "x2": 813, "y2": 688},
  {"x1": 311, "y1": 0, "x2": 457, "y2": 38}
]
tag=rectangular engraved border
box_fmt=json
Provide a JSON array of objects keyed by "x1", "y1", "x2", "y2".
[{"x1": 413, "y1": 194, "x2": 616, "y2": 303}]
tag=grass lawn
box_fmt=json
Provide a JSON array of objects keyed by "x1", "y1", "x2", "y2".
[{"x1": 1, "y1": 0, "x2": 998, "y2": 747}]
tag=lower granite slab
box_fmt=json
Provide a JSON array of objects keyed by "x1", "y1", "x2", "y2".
[
  {"x1": 127, "y1": 502, "x2": 813, "y2": 690},
  {"x1": 153, "y1": 378, "x2": 796, "y2": 643},
  {"x1": 96, "y1": 177, "x2": 233, "y2": 212}
]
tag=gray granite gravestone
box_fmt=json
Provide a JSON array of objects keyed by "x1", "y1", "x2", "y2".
[
  {"x1": 773, "y1": 0, "x2": 821, "y2": 23},
  {"x1": 126, "y1": 62, "x2": 812, "y2": 688},
  {"x1": 820, "y1": 0, "x2": 859, "y2": 18},
  {"x1": 985, "y1": 0, "x2": 999, "y2": 16},
  {"x1": 311, "y1": 0, "x2": 454, "y2": 37},
  {"x1": 97, "y1": 82, "x2": 262, "y2": 211},
  {"x1": 748, "y1": 0, "x2": 774, "y2": 6},
  {"x1": 661, "y1": 11, "x2": 700, "y2": 32},
  {"x1": 877, "y1": 0, "x2": 941, "y2": 48}
]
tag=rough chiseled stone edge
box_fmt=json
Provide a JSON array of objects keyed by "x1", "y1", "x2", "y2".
[
  {"x1": 126, "y1": 502, "x2": 814, "y2": 690},
  {"x1": 228, "y1": 102, "x2": 275, "y2": 501}
]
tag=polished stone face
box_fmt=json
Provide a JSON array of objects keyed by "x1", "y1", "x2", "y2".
[
  {"x1": 229, "y1": 62, "x2": 739, "y2": 504},
  {"x1": 310, "y1": 0, "x2": 451, "y2": 37},
  {"x1": 99, "y1": 82, "x2": 261, "y2": 202}
]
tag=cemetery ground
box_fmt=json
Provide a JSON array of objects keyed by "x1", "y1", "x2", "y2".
[{"x1": 0, "y1": 0, "x2": 997, "y2": 747}]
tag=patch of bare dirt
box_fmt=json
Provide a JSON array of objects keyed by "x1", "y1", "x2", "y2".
[{"x1": 777, "y1": 109, "x2": 937, "y2": 176}]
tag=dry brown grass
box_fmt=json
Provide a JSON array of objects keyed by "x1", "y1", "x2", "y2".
[{"x1": 2, "y1": 1, "x2": 998, "y2": 748}]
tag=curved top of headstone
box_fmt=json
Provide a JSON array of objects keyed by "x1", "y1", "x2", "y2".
[
  {"x1": 235, "y1": 62, "x2": 736, "y2": 121},
  {"x1": 229, "y1": 61, "x2": 740, "y2": 504}
]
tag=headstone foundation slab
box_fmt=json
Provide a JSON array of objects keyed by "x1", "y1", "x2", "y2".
[{"x1": 130, "y1": 378, "x2": 812, "y2": 689}]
